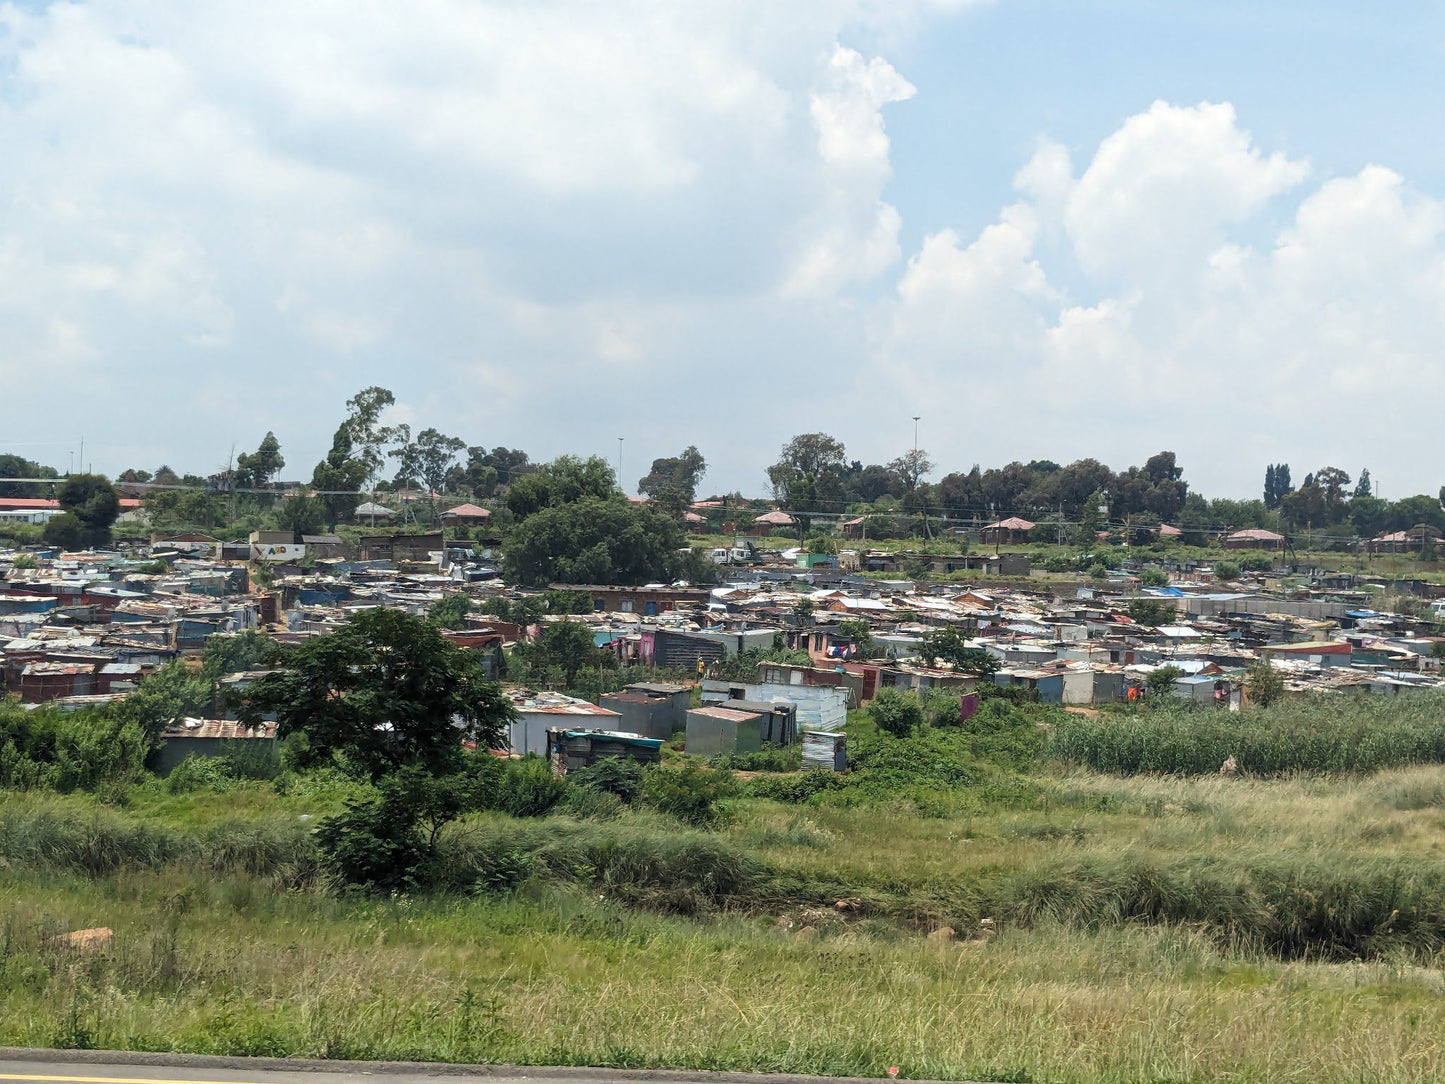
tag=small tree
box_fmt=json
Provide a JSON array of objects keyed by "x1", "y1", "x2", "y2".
[
  {"x1": 428, "y1": 592, "x2": 473, "y2": 630},
  {"x1": 1246, "y1": 658, "x2": 1285, "y2": 707},
  {"x1": 44, "y1": 474, "x2": 120, "y2": 548},
  {"x1": 1127, "y1": 599, "x2": 1175, "y2": 627},
  {"x1": 238, "y1": 608, "x2": 515, "y2": 781},
  {"x1": 522, "y1": 620, "x2": 614, "y2": 682},
  {"x1": 1146, "y1": 665, "x2": 1182, "y2": 698}
]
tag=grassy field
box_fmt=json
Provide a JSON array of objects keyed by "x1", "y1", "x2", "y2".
[{"x1": 7, "y1": 756, "x2": 1445, "y2": 1082}]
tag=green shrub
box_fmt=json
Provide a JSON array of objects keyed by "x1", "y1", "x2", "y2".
[
  {"x1": 165, "y1": 755, "x2": 236, "y2": 794},
  {"x1": 1214, "y1": 560, "x2": 1241, "y2": 580},
  {"x1": 436, "y1": 818, "x2": 758, "y2": 911},
  {"x1": 557, "y1": 785, "x2": 625, "y2": 821},
  {"x1": 743, "y1": 769, "x2": 850, "y2": 803},
  {"x1": 708, "y1": 745, "x2": 801, "y2": 772},
  {"x1": 487, "y1": 757, "x2": 569, "y2": 818},
  {"x1": 0, "y1": 702, "x2": 149, "y2": 792},
  {"x1": 568, "y1": 757, "x2": 644, "y2": 803},
  {"x1": 870, "y1": 688, "x2": 923, "y2": 738},
  {"x1": 637, "y1": 762, "x2": 733, "y2": 827},
  {"x1": 960, "y1": 699, "x2": 1049, "y2": 771},
  {"x1": 315, "y1": 793, "x2": 429, "y2": 890}
]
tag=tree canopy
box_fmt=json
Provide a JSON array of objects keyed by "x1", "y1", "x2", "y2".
[
  {"x1": 235, "y1": 432, "x2": 285, "y2": 490},
  {"x1": 238, "y1": 609, "x2": 515, "y2": 780},
  {"x1": 767, "y1": 433, "x2": 848, "y2": 533},
  {"x1": 503, "y1": 497, "x2": 691, "y2": 587},
  {"x1": 43, "y1": 474, "x2": 120, "y2": 548},
  {"x1": 637, "y1": 446, "x2": 707, "y2": 517},
  {"x1": 506, "y1": 455, "x2": 617, "y2": 521},
  {"x1": 310, "y1": 386, "x2": 401, "y2": 526}
]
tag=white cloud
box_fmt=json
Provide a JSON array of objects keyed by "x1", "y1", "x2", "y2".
[
  {"x1": 868, "y1": 102, "x2": 1445, "y2": 495},
  {"x1": 1, "y1": 3, "x2": 1441, "y2": 502},
  {"x1": 1064, "y1": 100, "x2": 1309, "y2": 282},
  {"x1": 785, "y1": 46, "x2": 916, "y2": 296},
  {"x1": 0, "y1": 0, "x2": 930, "y2": 477}
]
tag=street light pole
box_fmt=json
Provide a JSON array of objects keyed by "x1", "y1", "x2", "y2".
[
  {"x1": 617, "y1": 437, "x2": 624, "y2": 494},
  {"x1": 911, "y1": 415, "x2": 926, "y2": 538}
]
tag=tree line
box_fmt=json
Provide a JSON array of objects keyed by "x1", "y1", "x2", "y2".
[{"x1": 6, "y1": 385, "x2": 1443, "y2": 553}]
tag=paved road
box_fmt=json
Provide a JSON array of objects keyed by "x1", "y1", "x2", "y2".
[{"x1": 0, "y1": 1052, "x2": 968, "y2": 1084}]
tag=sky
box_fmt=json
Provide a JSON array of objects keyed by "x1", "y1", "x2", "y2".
[{"x1": 1, "y1": 0, "x2": 1442, "y2": 501}]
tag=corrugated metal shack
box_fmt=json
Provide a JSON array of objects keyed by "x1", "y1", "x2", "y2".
[
  {"x1": 699, "y1": 680, "x2": 849, "y2": 732},
  {"x1": 506, "y1": 691, "x2": 622, "y2": 756},
  {"x1": 720, "y1": 699, "x2": 796, "y2": 746},
  {"x1": 154, "y1": 719, "x2": 279, "y2": 774},
  {"x1": 685, "y1": 706, "x2": 765, "y2": 758},
  {"x1": 546, "y1": 728, "x2": 663, "y2": 773},
  {"x1": 598, "y1": 682, "x2": 691, "y2": 739},
  {"x1": 801, "y1": 730, "x2": 847, "y2": 773}
]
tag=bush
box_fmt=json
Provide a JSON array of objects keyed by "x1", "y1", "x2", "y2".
[
  {"x1": 1214, "y1": 561, "x2": 1241, "y2": 580},
  {"x1": 870, "y1": 688, "x2": 923, "y2": 738},
  {"x1": 567, "y1": 757, "x2": 644, "y2": 803},
  {"x1": 0, "y1": 702, "x2": 149, "y2": 792},
  {"x1": 486, "y1": 757, "x2": 570, "y2": 818},
  {"x1": 315, "y1": 792, "x2": 430, "y2": 890},
  {"x1": 1138, "y1": 568, "x2": 1170, "y2": 587},
  {"x1": 708, "y1": 745, "x2": 801, "y2": 772},
  {"x1": 960, "y1": 699, "x2": 1049, "y2": 771},
  {"x1": 1246, "y1": 659, "x2": 1286, "y2": 707},
  {"x1": 744, "y1": 769, "x2": 851, "y2": 803},
  {"x1": 637, "y1": 762, "x2": 733, "y2": 827},
  {"x1": 1146, "y1": 665, "x2": 1182, "y2": 696},
  {"x1": 558, "y1": 785, "x2": 625, "y2": 821},
  {"x1": 436, "y1": 818, "x2": 758, "y2": 912}
]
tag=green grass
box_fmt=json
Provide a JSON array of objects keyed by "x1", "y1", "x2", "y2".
[
  {"x1": 8, "y1": 765, "x2": 1445, "y2": 1079},
  {"x1": 1054, "y1": 694, "x2": 1445, "y2": 775},
  {"x1": 11, "y1": 693, "x2": 1445, "y2": 1080}
]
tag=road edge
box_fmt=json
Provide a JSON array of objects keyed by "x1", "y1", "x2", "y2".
[{"x1": 0, "y1": 1048, "x2": 972, "y2": 1084}]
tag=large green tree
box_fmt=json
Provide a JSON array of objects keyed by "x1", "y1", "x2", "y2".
[
  {"x1": 392, "y1": 426, "x2": 466, "y2": 518},
  {"x1": 503, "y1": 497, "x2": 688, "y2": 587},
  {"x1": 0, "y1": 454, "x2": 58, "y2": 498},
  {"x1": 235, "y1": 431, "x2": 285, "y2": 491},
  {"x1": 43, "y1": 474, "x2": 120, "y2": 548},
  {"x1": 767, "y1": 433, "x2": 848, "y2": 534},
  {"x1": 311, "y1": 387, "x2": 401, "y2": 526},
  {"x1": 506, "y1": 455, "x2": 616, "y2": 521},
  {"x1": 637, "y1": 446, "x2": 707, "y2": 517},
  {"x1": 519, "y1": 620, "x2": 615, "y2": 682},
  {"x1": 238, "y1": 609, "x2": 515, "y2": 780}
]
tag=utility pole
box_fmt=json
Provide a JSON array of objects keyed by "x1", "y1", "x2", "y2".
[
  {"x1": 226, "y1": 443, "x2": 237, "y2": 531},
  {"x1": 617, "y1": 437, "x2": 625, "y2": 494}
]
